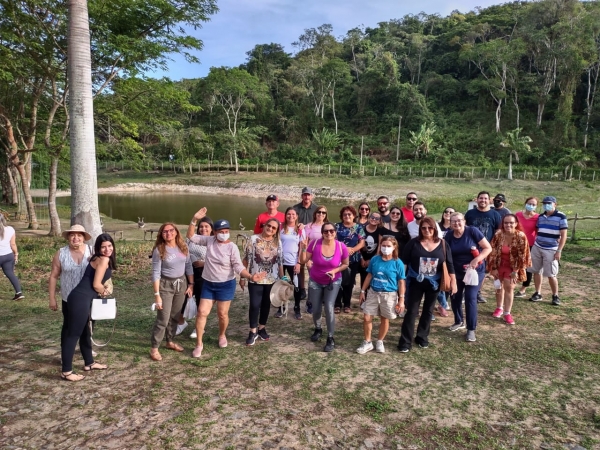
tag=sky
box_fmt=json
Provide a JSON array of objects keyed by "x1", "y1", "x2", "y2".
[{"x1": 149, "y1": 0, "x2": 504, "y2": 81}]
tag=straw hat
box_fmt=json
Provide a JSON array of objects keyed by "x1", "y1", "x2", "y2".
[
  {"x1": 62, "y1": 224, "x2": 91, "y2": 241},
  {"x1": 270, "y1": 280, "x2": 294, "y2": 308}
]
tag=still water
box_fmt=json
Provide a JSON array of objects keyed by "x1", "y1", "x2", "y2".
[{"x1": 57, "y1": 192, "x2": 346, "y2": 229}]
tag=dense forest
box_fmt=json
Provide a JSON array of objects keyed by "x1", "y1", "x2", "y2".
[{"x1": 2, "y1": 0, "x2": 600, "y2": 188}]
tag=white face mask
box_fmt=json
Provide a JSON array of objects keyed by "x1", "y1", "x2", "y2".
[
  {"x1": 380, "y1": 246, "x2": 393, "y2": 256},
  {"x1": 216, "y1": 232, "x2": 230, "y2": 242}
]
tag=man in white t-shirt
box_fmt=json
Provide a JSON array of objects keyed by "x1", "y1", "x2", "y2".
[{"x1": 407, "y1": 201, "x2": 442, "y2": 238}]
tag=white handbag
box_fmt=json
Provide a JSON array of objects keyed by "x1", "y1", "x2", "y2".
[{"x1": 91, "y1": 297, "x2": 117, "y2": 320}]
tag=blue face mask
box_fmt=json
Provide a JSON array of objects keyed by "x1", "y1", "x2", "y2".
[
  {"x1": 525, "y1": 204, "x2": 536, "y2": 212},
  {"x1": 543, "y1": 203, "x2": 554, "y2": 212}
]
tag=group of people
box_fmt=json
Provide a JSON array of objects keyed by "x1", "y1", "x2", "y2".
[{"x1": 147, "y1": 188, "x2": 567, "y2": 357}]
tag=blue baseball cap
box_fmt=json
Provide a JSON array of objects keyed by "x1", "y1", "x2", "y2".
[
  {"x1": 542, "y1": 196, "x2": 557, "y2": 203},
  {"x1": 213, "y1": 219, "x2": 230, "y2": 231}
]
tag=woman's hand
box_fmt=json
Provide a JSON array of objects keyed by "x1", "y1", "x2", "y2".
[
  {"x1": 192, "y1": 260, "x2": 204, "y2": 268},
  {"x1": 193, "y1": 207, "x2": 207, "y2": 221},
  {"x1": 325, "y1": 270, "x2": 336, "y2": 279},
  {"x1": 361, "y1": 259, "x2": 369, "y2": 269},
  {"x1": 298, "y1": 223, "x2": 305, "y2": 232},
  {"x1": 450, "y1": 282, "x2": 458, "y2": 295},
  {"x1": 490, "y1": 269, "x2": 499, "y2": 279},
  {"x1": 510, "y1": 271, "x2": 518, "y2": 284},
  {"x1": 359, "y1": 291, "x2": 366, "y2": 304},
  {"x1": 469, "y1": 258, "x2": 480, "y2": 269},
  {"x1": 250, "y1": 272, "x2": 267, "y2": 283},
  {"x1": 306, "y1": 260, "x2": 313, "y2": 270},
  {"x1": 293, "y1": 263, "x2": 300, "y2": 274},
  {"x1": 185, "y1": 285, "x2": 193, "y2": 297},
  {"x1": 49, "y1": 298, "x2": 58, "y2": 311},
  {"x1": 300, "y1": 237, "x2": 308, "y2": 250},
  {"x1": 239, "y1": 278, "x2": 246, "y2": 291},
  {"x1": 155, "y1": 296, "x2": 163, "y2": 310},
  {"x1": 395, "y1": 301, "x2": 405, "y2": 314}
]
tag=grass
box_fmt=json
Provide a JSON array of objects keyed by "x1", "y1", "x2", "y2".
[{"x1": 2, "y1": 175, "x2": 600, "y2": 448}]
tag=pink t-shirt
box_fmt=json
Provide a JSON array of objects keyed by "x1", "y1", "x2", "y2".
[
  {"x1": 515, "y1": 211, "x2": 539, "y2": 246},
  {"x1": 304, "y1": 222, "x2": 324, "y2": 244},
  {"x1": 308, "y1": 239, "x2": 349, "y2": 285},
  {"x1": 189, "y1": 235, "x2": 246, "y2": 282}
]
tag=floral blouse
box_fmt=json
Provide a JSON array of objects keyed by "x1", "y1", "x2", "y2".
[
  {"x1": 243, "y1": 234, "x2": 283, "y2": 284},
  {"x1": 335, "y1": 222, "x2": 366, "y2": 264},
  {"x1": 486, "y1": 230, "x2": 532, "y2": 282}
]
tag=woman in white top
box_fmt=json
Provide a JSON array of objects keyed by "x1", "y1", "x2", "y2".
[
  {"x1": 0, "y1": 215, "x2": 23, "y2": 300},
  {"x1": 188, "y1": 208, "x2": 264, "y2": 358},
  {"x1": 276, "y1": 207, "x2": 304, "y2": 319}
]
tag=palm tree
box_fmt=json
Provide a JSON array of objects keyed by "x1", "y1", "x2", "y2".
[
  {"x1": 68, "y1": 0, "x2": 102, "y2": 240},
  {"x1": 557, "y1": 148, "x2": 591, "y2": 180},
  {"x1": 499, "y1": 128, "x2": 532, "y2": 180}
]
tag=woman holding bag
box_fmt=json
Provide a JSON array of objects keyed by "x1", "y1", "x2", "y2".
[
  {"x1": 487, "y1": 214, "x2": 531, "y2": 325},
  {"x1": 445, "y1": 213, "x2": 492, "y2": 342},
  {"x1": 277, "y1": 207, "x2": 304, "y2": 319},
  {"x1": 397, "y1": 217, "x2": 456, "y2": 352},
  {"x1": 60, "y1": 234, "x2": 116, "y2": 381}
]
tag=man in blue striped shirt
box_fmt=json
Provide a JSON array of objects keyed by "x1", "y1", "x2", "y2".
[{"x1": 529, "y1": 196, "x2": 568, "y2": 305}]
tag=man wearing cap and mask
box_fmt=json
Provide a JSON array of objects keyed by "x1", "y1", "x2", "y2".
[
  {"x1": 293, "y1": 187, "x2": 319, "y2": 225},
  {"x1": 529, "y1": 196, "x2": 567, "y2": 306},
  {"x1": 253, "y1": 194, "x2": 285, "y2": 234},
  {"x1": 492, "y1": 194, "x2": 511, "y2": 220}
]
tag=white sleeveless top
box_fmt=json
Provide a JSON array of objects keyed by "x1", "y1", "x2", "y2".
[
  {"x1": 58, "y1": 245, "x2": 92, "y2": 302},
  {"x1": 0, "y1": 226, "x2": 15, "y2": 256}
]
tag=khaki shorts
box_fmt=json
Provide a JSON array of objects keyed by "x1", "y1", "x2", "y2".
[
  {"x1": 530, "y1": 245, "x2": 559, "y2": 278},
  {"x1": 363, "y1": 291, "x2": 398, "y2": 320}
]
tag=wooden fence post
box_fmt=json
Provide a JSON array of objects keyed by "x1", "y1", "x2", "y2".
[
  {"x1": 571, "y1": 212, "x2": 578, "y2": 242},
  {"x1": 328, "y1": 164, "x2": 331, "y2": 174},
  {"x1": 484, "y1": 169, "x2": 487, "y2": 178}
]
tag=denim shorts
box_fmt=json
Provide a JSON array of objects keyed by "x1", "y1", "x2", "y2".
[{"x1": 201, "y1": 279, "x2": 236, "y2": 301}]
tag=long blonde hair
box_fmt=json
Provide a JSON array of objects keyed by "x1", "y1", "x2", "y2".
[{"x1": 0, "y1": 215, "x2": 6, "y2": 240}]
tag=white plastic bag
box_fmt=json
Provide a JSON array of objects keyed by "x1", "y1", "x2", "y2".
[
  {"x1": 183, "y1": 296, "x2": 197, "y2": 319},
  {"x1": 463, "y1": 268, "x2": 479, "y2": 286}
]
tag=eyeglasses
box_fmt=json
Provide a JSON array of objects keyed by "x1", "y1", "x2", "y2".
[
  {"x1": 369, "y1": 216, "x2": 381, "y2": 221},
  {"x1": 407, "y1": 197, "x2": 417, "y2": 201},
  {"x1": 162, "y1": 229, "x2": 176, "y2": 234},
  {"x1": 264, "y1": 224, "x2": 278, "y2": 230},
  {"x1": 359, "y1": 207, "x2": 370, "y2": 211},
  {"x1": 322, "y1": 229, "x2": 335, "y2": 234},
  {"x1": 420, "y1": 227, "x2": 434, "y2": 231},
  {"x1": 342, "y1": 213, "x2": 354, "y2": 217},
  {"x1": 316, "y1": 211, "x2": 327, "y2": 215},
  {"x1": 450, "y1": 220, "x2": 463, "y2": 224}
]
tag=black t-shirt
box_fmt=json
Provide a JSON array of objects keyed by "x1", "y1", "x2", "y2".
[
  {"x1": 401, "y1": 238, "x2": 455, "y2": 276},
  {"x1": 360, "y1": 226, "x2": 382, "y2": 261},
  {"x1": 381, "y1": 225, "x2": 410, "y2": 254}
]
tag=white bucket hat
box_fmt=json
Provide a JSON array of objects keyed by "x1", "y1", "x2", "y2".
[
  {"x1": 62, "y1": 224, "x2": 92, "y2": 241},
  {"x1": 270, "y1": 280, "x2": 294, "y2": 309}
]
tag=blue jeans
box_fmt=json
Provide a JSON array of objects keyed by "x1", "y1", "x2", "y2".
[
  {"x1": 451, "y1": 269, "x2": 484, "y2": 331},
  {"x1": 309, "y1": 278, "x2": 341, "y2": 337}
]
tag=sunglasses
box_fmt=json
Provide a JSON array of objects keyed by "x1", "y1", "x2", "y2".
[
  {"x1": 407, "y1": 197, "x2": 417, "y2": 201},
  {"x1": 316, "y1": 211, "x2": 327, "y2": 215},
  {"x1": 369, "y1": 216, "x2": 381, "y2": 221},
  {"x1": 390, "y1": 211, "x2": 401, "y2": 215},
  {"x1": 322, "y1": 229, "x2": 335, "y2": 234},
  {"x1": 420, "y1": 226, "x2": 434, "y2": 231},
  {"x1": 359, "y1": 207, "x2": 370, "y2": 211},
  {"x1": 264, "y1": 224, "x2": 278, "y2": 230},
  {"x1": 504, "y1": 222, "x2": 516, "y2": 225}
]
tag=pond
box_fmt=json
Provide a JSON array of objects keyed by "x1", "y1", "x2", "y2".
[{"x1": 56, "y1": 192, "x2": 348, "y2": 229}]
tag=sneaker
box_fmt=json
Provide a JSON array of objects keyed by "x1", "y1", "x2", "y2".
[
  {"x1": 397, "y1": 346, "x2": 410, "y2": 353},
  {"x1": 529, "y1": 292, "x2": 543, "y2": 302},
  {"x1": 465, "y1": 330, "x2": 476, "y2": 342},
  {"x1": 375, "y1": 340, "x2": 385, "y2": 353},
  {"x1": 294, "y1": 309, "x2": 302, "y2": 320},
  {"x1": 418, "y1": 342, "x2": 429, "y2": 349},
  {"x1": 477, "y1": 292, "x2": 487, "y2": 303},
  {"x1": 300, "y1": 289, "x2": 307, "y2": 300},
  {"x1": 431, "y1": 314, "x2": 436, "y2": 321},
  {"x1": 218, "y1": 336, "x2": 228, "y2": 348},
  {"x1": 503, "y1": 313, "x2": 515, "y2": 325},
  {"x1": 274, "y1": 308, "x2": 283, "y2": 319},
  {"x1": 246, "y1": 331, "x2": 258, "y2": 346},
  {"x1": 514, "y1": 290, "x2": 526, "y2": 298},
  {"x1": 176, "y1": 322, "x2": 188, "y2": 336},
  {"x1": 356, "y1": 340, "x2": 374, "y2": 354},
  {"x1": 192, "y1": 345, "x2": 203, "y2": 358},
  {"x1": 306, "y1": 302, "x2": 313, "y2": 314},
  {"x1": 190, "y1": 330, "x2": 197, "y2": 339},
  {"x1": 12, "y1": 292, "x2": 24, "y2": 301},
  {"x1": 310, "y1": 328, "x2": 323, "y2": 342},
  {"x1": 258, "y1": 328, "x2": 270, "y2": 341},
  {"x1": 449, "y1": 322, "x2": 466, "y2": 332},
  {"x1": 323, "y1": 336, "x2": 335, "y2": 352},
  {"x1": 437, "y1": 305, "x2": 449, "y2": 317},
  {"x1": 492, "y1": 308, "x2": 504, "y2": 318},
  {"x1": 552, "y1": 295, "x2": 561, "y2": 306}
]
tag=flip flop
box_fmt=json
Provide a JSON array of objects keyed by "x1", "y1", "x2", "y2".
[
  {"x1": 343, "y1": 307, "x2": 351, "y2": 314},
  {"x1": 165, "y1": 342, "x2": 184, "y2": 352},
  {"x1": 61, "y1": 372, "x2": 85, "y2": 382},
  {"x1": 334, "y1": 307, "x2": 341, "y2": 314},
  {"x1": 84, "y1": 362, "x2": 107, "y2": 371}
]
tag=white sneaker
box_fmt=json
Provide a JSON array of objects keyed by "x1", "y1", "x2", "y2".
[
  {"x1": 190, "y1": 330, "x2": 197, "y2": 339},
  {"x1": 375, "y1": 340, "x2": 385, "y2": 353},
  {"x1": 356, "y1": 340, "x2": 374, "y2": 354},
  {"x1": 176, "y1": 322, "x2": 188, "y2": 336}
]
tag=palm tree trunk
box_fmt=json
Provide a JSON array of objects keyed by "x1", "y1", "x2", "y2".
[
  {"x1": 508, "y1": 152, "x2": 513, "y2": 180},
  {"x1": 67, "y1": 0, "x2": 102, "y2": 241}
]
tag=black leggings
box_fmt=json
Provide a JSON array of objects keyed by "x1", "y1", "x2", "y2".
[
  {"x1": 61, "y1": 298, "x2": 93, "y2": 372},
  {"x1": 335, "y1": 261, "x2": 360, "y2": 308},
  {"x1": 248, "y1": 283, "x2": 274, "y2": 329},
  {"x1": 398, "y1": 278, "x2": 438, "y2": 349},
  {"x1": 0, "y1": 253, "x2": 21, "y2": 293},
  {"x1": 284, "y1": 265, "x2": 302, "y2": 310}
]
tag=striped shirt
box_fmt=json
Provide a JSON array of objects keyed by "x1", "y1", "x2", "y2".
[{"x1": 534, "y1": 210, "x2": 568, "y2": 250}]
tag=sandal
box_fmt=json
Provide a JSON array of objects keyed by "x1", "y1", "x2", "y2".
[
  {"x1": 165, "y1": 342, "x2": 184, "y2": 352},
  {"x1": 84, "y1": 362, "x2": 107, "y2": 371},
  {"x1": 343, "y1": 307, "x2": 351, "y2": 314},
  {"x1": 334, "y1": 307, "x2": 341, "y2": 314},
  {"x1": 61, "y1": 371, "x2": 85, "y2": 382},
  {"x1": 150, "y1": 349, "x2": 162, "y2": 361}
]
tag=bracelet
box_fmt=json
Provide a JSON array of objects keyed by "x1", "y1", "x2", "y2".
[
  {"x1": 191, "y1": 221, "x2": 197, "y2": 226},
  {"x1": 154, "y1": 292, "x2": 160, "y2": 296},
  {"x1": 360, "y1": 290, "x2": 366, "y2": 294},
  {"x1": 399, "y1": 295, "x2": 405, "y2": 298}
]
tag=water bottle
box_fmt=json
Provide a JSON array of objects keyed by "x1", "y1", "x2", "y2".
[{"x1": 471, "y1": 246, "x2": 482, "y2": 265}]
